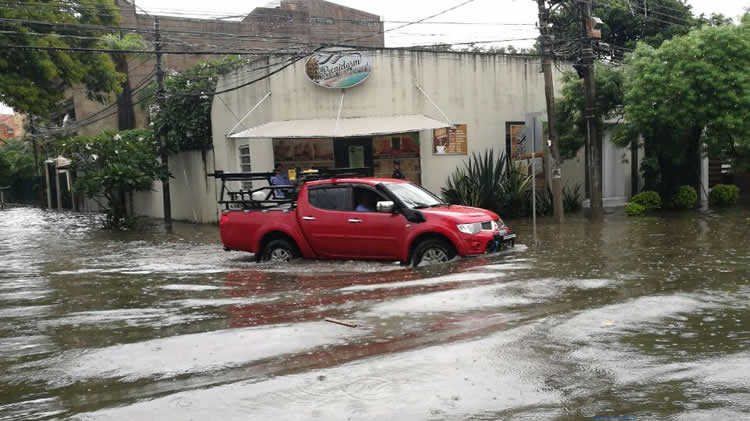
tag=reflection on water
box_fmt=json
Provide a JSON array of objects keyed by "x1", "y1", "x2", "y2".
[{"x1": 0, "y1": 206, "x2": 749, "y2": 420}]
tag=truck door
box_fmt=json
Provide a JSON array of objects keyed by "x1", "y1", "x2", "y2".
[
  {"x1": 297, "y1": 185, "x2": 355, "y2": 258},
  {"x1": 343, "y1": 184, "x2": 405, "y2": 260}
]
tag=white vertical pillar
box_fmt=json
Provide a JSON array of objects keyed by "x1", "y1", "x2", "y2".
[
  {"x1": 55, "y1": 168, "x2": 62, "y2": 209},
  {"x1": 700, "y1": 144, "x2": 709, "y2": 204}
]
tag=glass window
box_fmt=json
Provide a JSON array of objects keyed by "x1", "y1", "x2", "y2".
[
  {"x1": 386, "y1": 182, "x2": 443, "y2": 209},
  {"x1": 308, "y1": 187, "x2": 352, "y2": 211},
  {"x1": 353, "y1": 186, "x2": 386, "y2": 212},
  {"x1": 238, "y1": 145, "x2": 252, "y2": 190}
]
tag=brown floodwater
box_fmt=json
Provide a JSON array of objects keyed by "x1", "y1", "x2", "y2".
[{"x1": 0, "y1": 206, "x2": 748, "y2": 420}]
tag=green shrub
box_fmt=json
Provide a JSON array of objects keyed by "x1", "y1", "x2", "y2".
[
  {"x1": 672, "y1": 185, "x2": 698, "y2": 209},
  {"x1": 534, "y1": 187, "x2": 554, "y2": 216},
  {"x1": 442, "y1": 149, "x2": 532, "y2": 217},
  {"x1": 631, "y1": 191, "x2": 662, "y2": 211},
  {"x1": 563, "y1": 184, "x2": 582, "y2": 212},
  {"x1": 626, "y1": 202, "x2": 646, "y2": 216},
  {"x1": 709, "y1": 184, "x2": 740, "y2": 207}
]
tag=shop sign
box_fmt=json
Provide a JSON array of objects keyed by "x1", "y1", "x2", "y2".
[
  {"x1": 433, "y1": 124, "x2": 467, "y2": 155},
  {"x1": 305, "y1": 49, "x2": 371, "y2": 89}
]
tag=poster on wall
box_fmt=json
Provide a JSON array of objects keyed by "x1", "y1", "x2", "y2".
[
  {"x1": 373, "y1": 133, "x2": 420, "y2": 158},
  {"x1": 273, "y1": 138, "x2": 334, "y2": 162},
  {"x1": 508, "y1": 122, "x2": 527, "y2": 158},
  {"x1": 433, "y1": 124, "x2": 467, "y2": 155}
]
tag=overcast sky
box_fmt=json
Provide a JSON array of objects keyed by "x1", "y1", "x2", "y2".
[
  {"x1": 133, "y1": 0, "x2": 750, "y2": 49},
  {"x1": 1, "y1": 0, "x2": 748, "y2": 114}
]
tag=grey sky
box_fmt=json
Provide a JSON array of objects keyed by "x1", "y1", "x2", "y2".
[{"x1": 135, "y1": 0, "x2": 750, "y2": 49}]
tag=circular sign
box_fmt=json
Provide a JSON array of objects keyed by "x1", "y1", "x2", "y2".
[{"x1": 305, "y1": 49, "x2": 371, "y2": 89}]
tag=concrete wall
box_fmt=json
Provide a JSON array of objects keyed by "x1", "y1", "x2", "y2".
[{"x1": 131, "y1": 150, "x2": 219, "y2": 223}]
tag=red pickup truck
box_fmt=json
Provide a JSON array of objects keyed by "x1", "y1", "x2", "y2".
[{"x1": 215, "y1": 169, "x2": 515, "y2": 266}]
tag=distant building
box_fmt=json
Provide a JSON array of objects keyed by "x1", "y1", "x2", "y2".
[
  {"x1": 67, "y1": 0, "x2": 384, "y2": 136},
  {"x1": 0, "y1": 113, "x2": 24, "y2": 141}
]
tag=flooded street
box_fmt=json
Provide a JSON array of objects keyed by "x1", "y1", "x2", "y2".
[{"x1": 1, "y1": 206, "x2": 749, "y2": 420}]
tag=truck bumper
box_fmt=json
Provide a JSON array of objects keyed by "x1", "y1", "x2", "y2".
[{"x1": 456, "y1": 231, "x2": 516, "y2": 256}]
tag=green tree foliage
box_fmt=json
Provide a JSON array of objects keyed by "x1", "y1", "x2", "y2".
[
  {"x1": 139, "y1": 57, "x2": 245, "y2": 152},
  {"x1": 101, "y1": 33, "x2": 150, "y2": 130},
  {"x1": 624, "y1": 18, "x2": 750, "y2": 197},
  {"x1": 556, "y1": 65, "x2": 626, "y2": 160},
  {"x1": 0, "y1": 0, "x2": 125, "y2": 117},
  {"x1": 549, "y1": 0, "x2": 696, "y2": 59},
  {"x1": 0, "y1": 137, "x2": 35, "y2": 198},
  {"x1": 59, "y1": 129, "x2": 165, "y2": 228}
]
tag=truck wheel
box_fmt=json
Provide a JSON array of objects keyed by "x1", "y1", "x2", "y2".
[
  {"x1": 412, "y1": 239, "x2": 456, "y2": 267},
  {"x1": 260, "y1": 239, "x2": 299, "y2": 263}
]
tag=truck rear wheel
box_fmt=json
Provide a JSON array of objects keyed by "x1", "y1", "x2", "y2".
[
  {"x1": 260, "y1": 239, "x2": 299, "y2": 263},
  {"x1": 412, "y1": 239, "x2": 456, "y2": 267}
]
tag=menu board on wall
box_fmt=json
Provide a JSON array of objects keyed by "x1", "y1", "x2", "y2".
[
  {"x1": 508, "y1": 122, "x2": 527, "y2": 158},
  {"x1": 433, "y1": 124, "x2": 467, "y2": 155}
]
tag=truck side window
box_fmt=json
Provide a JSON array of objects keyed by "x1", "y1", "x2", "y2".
[{"x1": 308, "y1": 187, "x2": 352, "y2": 211}]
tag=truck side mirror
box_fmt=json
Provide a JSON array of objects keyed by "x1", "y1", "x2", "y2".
[{"x1": 376, "y1": 201, "x2": 395, "y2": 213}]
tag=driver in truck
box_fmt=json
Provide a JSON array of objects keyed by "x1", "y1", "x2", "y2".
[{"x1": 355, "y1": 190, "x2": 377, "y2": 212}]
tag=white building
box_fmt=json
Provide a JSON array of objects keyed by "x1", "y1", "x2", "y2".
[{"x1": 131, "y1": 48, "x2": 590, "y2": 223}]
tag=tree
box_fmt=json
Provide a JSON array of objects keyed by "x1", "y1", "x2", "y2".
[
  {"x1": 138, "y1": 57, "x2": 245, "y2": 152},
  {"x1": 548, "y1": 0, "x2": 697, "y2": 62},
  {"x1": 0, "y1": 0, "x2": 124, "y2": 119},
  {"x1": 0, "y1": 137, "x2": 35, "y2": 200},
  {"x1": 101, "y1": 33, "x2": 150, "y2": 131},
  {"x1": 556, "y1": 64, "x2": 626, "y2": 160},
  {"x1": 624, "y1": 16, "x2": 750, "y2": 197},
  {"x1": 59, "y1": 129, "x2": 165, "y2": 228}
]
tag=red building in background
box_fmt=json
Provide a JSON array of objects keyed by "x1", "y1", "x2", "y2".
[{"x1": 0, "y1": 114, "x2": 23, "y2": 141}]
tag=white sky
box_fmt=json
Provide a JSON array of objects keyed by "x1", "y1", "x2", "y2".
[
  {"x1": 0, "y1": 103, "x2": 14, "y2": 115},
  {"x1": 132, "y1": 0, "x2": 750, "y2": 49},
  {"x1": 1, "y1": 0, "x2": 747, "y2": 114}
]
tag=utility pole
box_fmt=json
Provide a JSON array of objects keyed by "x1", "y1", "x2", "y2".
[
  {"x1": 536, "y1": 0, "x2": 564, "y2": 223},
  {"x1": 580, "y1": 0, "x2": 603, "y2": 217},
  {"x1": 154, "y1": 16, "x2": 172, "y2": 229}
]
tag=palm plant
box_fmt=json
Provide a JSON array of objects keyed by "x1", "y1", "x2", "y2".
[{"x1": 442, "y1": 149, "x2": 532, "y2": 217}]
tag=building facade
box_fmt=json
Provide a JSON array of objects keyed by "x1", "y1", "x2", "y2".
[
  {"x1": 0, "y1": 113, "x2": 24, "y2": 141},
  {"x1": 69, "y1": 0, "x2": 384, "y2": 137},
  {"x1": 129, "y1": 49, "x2": 583, "y2": 223}
]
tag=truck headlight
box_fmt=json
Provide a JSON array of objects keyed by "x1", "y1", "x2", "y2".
[{"x1": 457, "y1": 222, "x2": 481, "y2": 235}]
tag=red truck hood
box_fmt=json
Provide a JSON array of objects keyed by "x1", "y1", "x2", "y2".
[{"x1": 419, "y1": 205, "x2": 498, "y2": 223}]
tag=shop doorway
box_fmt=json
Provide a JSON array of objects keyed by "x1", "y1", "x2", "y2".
[{"x1": 334, "y1": 138, "x2": 373, "y2": 169}]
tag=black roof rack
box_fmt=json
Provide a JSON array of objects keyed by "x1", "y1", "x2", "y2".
[{"x1": 208, "y1": 167, "x2": 373, "y2": 210}]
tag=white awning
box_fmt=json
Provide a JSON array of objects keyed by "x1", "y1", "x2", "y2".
[{"x1": 228, "y1": 114, "x2": 451, "y2": 139}]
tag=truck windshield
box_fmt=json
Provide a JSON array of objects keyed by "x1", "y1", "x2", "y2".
[{"x1": 386, "y1": 182, "x2": 447, "y2": 209}]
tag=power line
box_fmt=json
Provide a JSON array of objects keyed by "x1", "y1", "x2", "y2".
[
  {"x1": 335, "y1": 0, "x2": 480, "y2": 45},
  {"x1": 0, "y1": 43, "x2": 305, "y2": 55},
  {"x1": 595, "y1": 0, "x2": 695, "y2": 29},
  {"x1": 0, "y1": 2, "x2": 535, "y2": 26}
]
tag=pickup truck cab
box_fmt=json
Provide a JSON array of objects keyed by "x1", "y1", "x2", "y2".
[{"x1": 217, "y1": 172, "x2": 515, "y2": 266}]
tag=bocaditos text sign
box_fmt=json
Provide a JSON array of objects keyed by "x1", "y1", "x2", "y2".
[{"x1": 305, "y1": 49, "x2": 371, "y2": 89}]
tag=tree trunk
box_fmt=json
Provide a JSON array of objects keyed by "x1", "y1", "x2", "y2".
[{"x1": 115, "y1": 57, "x2": 136, "y2": 131}]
